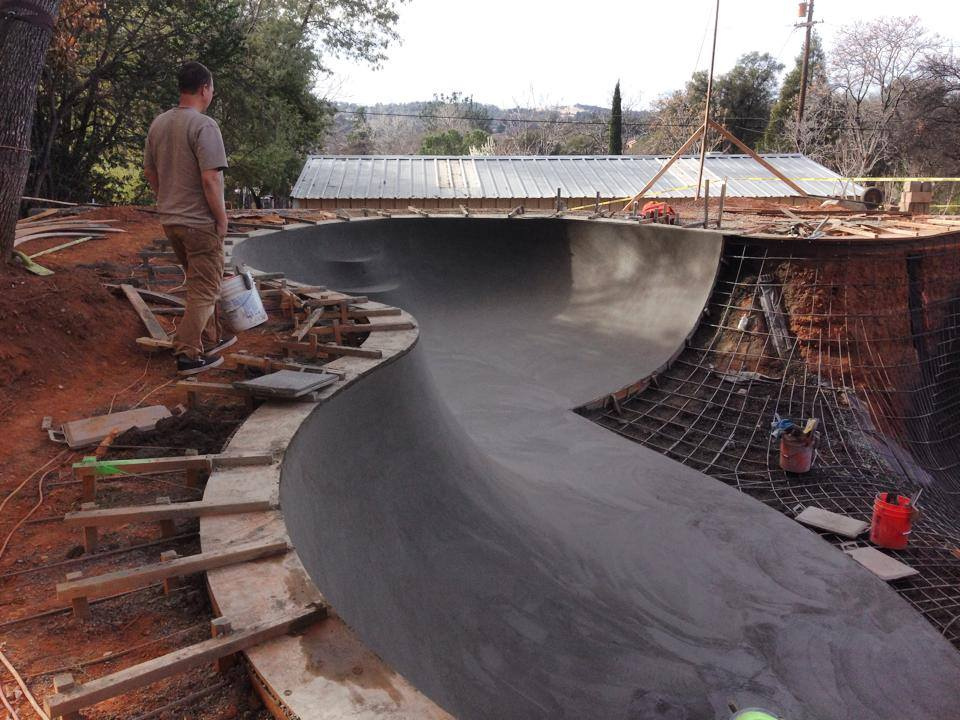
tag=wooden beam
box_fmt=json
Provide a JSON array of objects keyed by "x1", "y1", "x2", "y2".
[
  {"x1": 64, "y1": 499, "x2": 274, "y2": 527},
  {"x1": 44, "y1": 606, "x2": 324, "y2": 718},
  {"x1": 707, "y1": 119, "x2": 808, "y2": 197},
  {"x1": 307, "y1": 321, "x2": 414, "y2": 337},
  {"x1": 279, "y1": 340, "x2": 383, "y2": 359},
  {"x1": 56, "y1": 540, "x2": 289, "y2": 602},
  {"x1": 229, "y1": 353, "x2": 345, "y2": 378},
  {"x1": 105, "y1": 285, "x2": 186, "y2": 307},
  {"x1": 72, "y1": 451, "x2": 273, "y2": 478},
  {"x1": 121, "y1": 284, "x2": 169, "y2": 341},
  {"x1": 292, "y1": 307, "x2": 323, "y2": 341},
  {"x1": 620, "y1": 122, "x2": 705, "y2": 213},
  {"x1": 136, "y1": 337, "x2": 173, "y2": 351}
]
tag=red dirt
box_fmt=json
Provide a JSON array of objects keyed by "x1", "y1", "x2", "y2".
[{"x1": 0, "y1": 207, "x2": 282, "y2": 719}]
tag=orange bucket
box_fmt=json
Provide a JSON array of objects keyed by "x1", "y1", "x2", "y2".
[
  {"x1": 779, "y1": 432, "x2": 816, "y2": 473},
  {"x1": 870, "y1": 493, "x2": 916, "y2": 549}
]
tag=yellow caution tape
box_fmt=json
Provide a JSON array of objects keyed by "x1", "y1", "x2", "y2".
[{"x1": 564, "y1": 176, "x2": 960, "y2": 213}]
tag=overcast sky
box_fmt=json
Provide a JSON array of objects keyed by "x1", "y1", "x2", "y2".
[{"x1": 321, "y1": 0, "x2": 960, "y2": 111}]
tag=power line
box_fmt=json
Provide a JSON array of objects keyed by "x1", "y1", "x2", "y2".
[{"x1": 335, "y1": 107, "x2": 960, "y2": 132}]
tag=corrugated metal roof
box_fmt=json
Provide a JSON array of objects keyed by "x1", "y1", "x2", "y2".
[{"x1": 291, "y1": 155, "x2": 861, "y2": 200}]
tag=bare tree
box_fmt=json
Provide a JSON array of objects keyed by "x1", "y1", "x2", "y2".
[
  {"x1": 0, "y1": 0, "x2": 61, "y2": 262},
  {"x1": 824, "y1": 16, "x2": 939, "y2": 177}
]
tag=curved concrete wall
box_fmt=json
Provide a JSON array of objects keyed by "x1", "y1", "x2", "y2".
[{"x1": 235, "y1": 217, "x2": 960, "y2": 719}]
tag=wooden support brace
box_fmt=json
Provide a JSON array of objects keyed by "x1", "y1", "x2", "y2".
[
  {"x1": 706, "y1": 120, "x2": 808, "y2": 197},
  {"x1": 307, "y1": 321, "x2": 414, "y2": 337},
  {"x1": 64, "y1": 498, "x2": 274, "y2": 529},
  {"x1": 80, "y1": 502, "x2": 98, "y2": 553},
  {"x1": 621, "y1": 122, "x2": 705, "y2": 213},
  {"x1": 292, "y1": 307, "x2": 323, "y2": 341},
  {"x1": 121, "y1": 284, "x2": 170, "y2": 341},
  {"x1": 160, "y1": 550, "x2": 181, "y2": 594},
  {"x1": 211, "y1": 618, "x2": 236, "y2": 672},
  {"x1": 278, "y1": 340, "x2": 383, "y2": 360},
  {"x1": 43, "y1": 606, "x2": 325, "y2": 719},
  {"x1": 65, "y1": 572, "x2": 90, "y2": 620},
  {"x1": 52, "y1": 674, "x2": 81, "y2": 719},
  {"x1": 78, "y1": 467, "x2": 96, "y2": 503},
  {"x1": 56, "y1": 540, "x2": 289, "y2": 610}
]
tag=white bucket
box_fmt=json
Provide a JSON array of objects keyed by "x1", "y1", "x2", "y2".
[{"x1": 221, "y1": 272, "x2": 268, "y2": 332}]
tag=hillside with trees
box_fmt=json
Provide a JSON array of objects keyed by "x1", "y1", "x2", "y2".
[{"x1": 9, "y1": 8, "x2": 960, "y2": 213}]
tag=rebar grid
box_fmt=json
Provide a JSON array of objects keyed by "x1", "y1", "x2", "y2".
[{"x1": 579, "y1": 237, "x2": 960, "y2": 647}]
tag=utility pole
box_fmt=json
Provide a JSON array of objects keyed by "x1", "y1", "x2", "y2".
[
  {"x1": 795, "y1": 0, "x2": 815, "y2": 126},
  {"x1": 695, "y1": 0, "x2": 720, "y2": 202}
]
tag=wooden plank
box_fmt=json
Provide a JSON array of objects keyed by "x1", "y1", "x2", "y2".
[
  {"x1": 19, "y1": 208, "x2": 59, "y2": 224},
  {"x1": 28, "y1": 235, "x2": 97, "y2": 258},
  {"x1": 136, "y1": 336, "x2": 173, "y2": 351},
  {"x1": 72, "y1": 450, "x2": 273, "y2": 478},
  {"x1": 292, "y1": 307, "x2": 323, "y2": 342},
  {"x1": 56, "y1": 540, "x2": 289, "y2": 601},
  {"x1": 279, "y1": 340, "x2": 383, "y2": 359},
  {"x1": 329, "y1": 307, "x2": 401, "y2": 319},
  {"x1": 228, "y1": 353, "x2": 345, "y2": 378},
  {"x1": 307, "y1": 321, "x2": 414, "y2": 337},
  {"x1": 64, "y1": 499, "x2": 274, "y2": 527},
  {"x1": 829, "y1": 222, "x2": 878, "y2": 238},
  {"x1": 919, "y1": 218, "x2": 960, "y2": 228},
  {"x1": 44, "y1": 606, "x2": 324, "y2": 717},
  {"x1": 121, "y1": 284, "x2": 169, "y2": 341}
]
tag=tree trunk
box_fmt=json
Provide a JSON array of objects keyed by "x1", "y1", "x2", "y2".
[{"x1": 0, "y1": 0, "x2": 61, "y2": 262}]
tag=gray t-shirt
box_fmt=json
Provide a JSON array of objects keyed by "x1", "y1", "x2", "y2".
[{"x1": 144, "y1": 107, "x2": 228, "y2": 226}]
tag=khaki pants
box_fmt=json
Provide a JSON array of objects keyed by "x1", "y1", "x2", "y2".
[{"x1": 163, "y1": 224, "x2": 224, "y2": 359}]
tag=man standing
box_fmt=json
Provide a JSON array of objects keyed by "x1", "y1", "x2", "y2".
[{"x1": 144, "y1": 61, "x2": 236, "y2": 375}]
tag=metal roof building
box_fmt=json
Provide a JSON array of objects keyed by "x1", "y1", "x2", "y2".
[{"x1": 290, "y1": 154, "x2": 860, "y2": 210}]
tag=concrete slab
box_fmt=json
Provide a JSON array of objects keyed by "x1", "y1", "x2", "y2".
[
  {"x1": 796, "y1": 506, "x2": 869, "y2": 538},
  {"x1": 845, "y1": 547, "x2": 919, "y2": 581},
  {"x1": 58, "y1": 405, "x2": 170, "y2": 448},
  {"x1": 234, "y1": 369, "x2": 338, "y2": 398}
]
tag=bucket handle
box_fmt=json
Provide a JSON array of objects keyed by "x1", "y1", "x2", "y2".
[{"x1": 242, "y1": 272, "x2": 254, "y2": 291}]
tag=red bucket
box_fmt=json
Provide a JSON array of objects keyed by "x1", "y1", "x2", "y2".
[
  {"x1": 779, "y1": 432, "x2": 816, "y2": 473},
  {"x1": 870, "y1": 493, "x2": 916, "y2": 550}
]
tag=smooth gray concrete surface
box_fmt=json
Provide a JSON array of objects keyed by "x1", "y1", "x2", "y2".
[{"x1": 235, "y1": 218, "x2": 960, "y2": 719}]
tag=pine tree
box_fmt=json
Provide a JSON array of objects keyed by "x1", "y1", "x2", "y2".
[
  {"x1": 609, "y1": 81, "x2": 622, "y2": 155},
  {"x1": 345, "y1": 107, "x2": 375, "y2": 155}
]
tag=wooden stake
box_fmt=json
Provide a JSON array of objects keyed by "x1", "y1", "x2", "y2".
[
  {"x1": 717, "y1": 179, "x2": 728, "y2": 228},
  {"x1": 696, "y1": 0, "x2": 721, "y2": 201},
  {"x1": 703, "y1": 178, "x2": 711, "y2": 228}
]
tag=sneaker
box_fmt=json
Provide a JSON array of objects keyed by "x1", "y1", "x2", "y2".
[
  {"x1": 206, "y1": 334, "x2": 238, "y2": 355},
  {"x1": 176, "y1": 353, "x2": 225, "y2": 376}
]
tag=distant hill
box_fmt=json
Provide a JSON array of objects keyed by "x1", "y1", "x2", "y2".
[{"x1": 323, "y1": 100, "x2": 652, "y2": 155}]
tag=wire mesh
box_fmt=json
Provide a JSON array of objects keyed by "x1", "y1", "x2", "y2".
[{"x1": 579, "y1": 236, "x2": 960, "y2": 647}]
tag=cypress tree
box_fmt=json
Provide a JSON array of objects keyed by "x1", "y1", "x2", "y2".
[{"x1": 609, "y1": 81, "x2": 623, "y2": 155}]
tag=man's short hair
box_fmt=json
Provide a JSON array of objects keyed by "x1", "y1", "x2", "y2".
[{"x1": 178, "y1": 61, "x2": 212, "y2": 94}]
